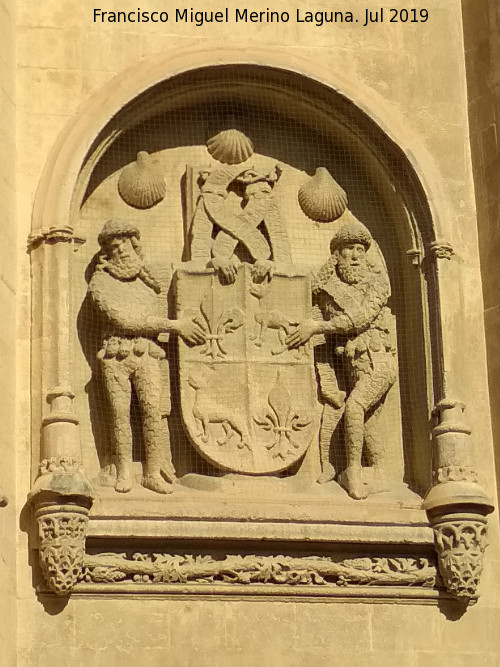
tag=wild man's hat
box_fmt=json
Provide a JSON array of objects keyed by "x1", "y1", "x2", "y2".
[
  {"x1": 330, "y1": 219, "x2": 372, "y2": 252},
  {"x1": 98, "y1": 219, "x2": 141, "y2": 247}
]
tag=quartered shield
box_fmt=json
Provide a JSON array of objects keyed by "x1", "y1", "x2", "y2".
[{"x1": 176, "y1": 264, "x2": 319, "y2": 474}]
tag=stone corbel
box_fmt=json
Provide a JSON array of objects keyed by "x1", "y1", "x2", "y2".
[
  {"x1": 30, "y1": 484, "x2": 93, "y2": 596},
  {"x1": 33, "y1": 496, "x2": 92, "y2": 595},
  {"x1": 423, "y1": 399, "x2": 494, "y2": 601},
  {"x1": 29, "y1": 386, "x2": 94, "y2": 595}
]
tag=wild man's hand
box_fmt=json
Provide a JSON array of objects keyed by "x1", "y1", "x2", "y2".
[
  {"x1": 210, "y1": 256, "x2": 240, "y2": 284},
  {"x1": 177, "y1": 318, "x2": 206, "y2": 345},
  {"x1": 286, "y1": 320, "x2": 321, "y2": 349}
]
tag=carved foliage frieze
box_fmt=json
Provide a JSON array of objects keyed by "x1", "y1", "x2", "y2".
[{"x1": 80, "y1": 552, "x2": 436, "y2": 590}]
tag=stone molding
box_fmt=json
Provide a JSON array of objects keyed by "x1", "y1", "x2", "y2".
[
  {"x1": 436, "y1": 466, "x2": 478, "y2": 484},
  {"x1": 406, "y1": 247, "x2": 422, "y2": 265}
]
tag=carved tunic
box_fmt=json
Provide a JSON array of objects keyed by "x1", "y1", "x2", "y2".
[
  {"x1": 315, "y1": 269, "x2": 396, "y2": 378},
  {"x1": 88, "y1": 265, "x2": 171, "y2": 415},
  {"x1": 88, "y1": 267, "x2": 167, "y2": 360}
]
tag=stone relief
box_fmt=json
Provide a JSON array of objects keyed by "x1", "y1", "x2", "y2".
[
  {"x1": 189, "y1": 161, "x2": 291, "y2": 286},
  {"x1": 286, "y1": 220, "x2": 398, "y2": 499},
  {"x1": 206, "y1": 128, "x2": 254, "y2": 164},
  {"x1": 28, "y1": 123, "x2": 494, "y2": 602},
  {"x1": 298, "y1": 167, "x2": 348, "y2": 222},
  {"x1": 177, "y1": 265, "x2": 316, "y2": 474},
  {"x1": 87, "y1": 219, "x2": 205, "y2": 494},
  {"x1": 117, "y1": 151, "x2": 166, "y2": 209},
  {"x1": 85, "y1": 131, "x2": 404, "y2": 494}
]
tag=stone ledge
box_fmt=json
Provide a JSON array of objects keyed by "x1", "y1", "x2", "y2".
[
  {"x1": 86, "y1": 516, "x2": 433, "y2": 545},
  {"x1": 61, "y1": 583, "x2": 452, "y2": 601},
  {"x1": 86, "y1": 486, "x2": 432, "y2": 544}
]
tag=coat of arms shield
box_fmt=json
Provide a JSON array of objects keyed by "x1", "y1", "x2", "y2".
[{"x1": 176, "y1": 264, "x2": 319, "y2": 474}]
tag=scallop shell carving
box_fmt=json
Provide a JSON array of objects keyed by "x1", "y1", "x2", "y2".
[
  {"x1": 118, "y1": 151, "x2": 166, "y2": 209},
  {"x1": 206, "y1": 129, "x2": 254, "y2": 165},
  {"x1": 298, "y1": 167, "x2": 348, "y2": 222}
]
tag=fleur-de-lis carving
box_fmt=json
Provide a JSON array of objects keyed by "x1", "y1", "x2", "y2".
[
  {"x1": 186, "y1": 288, "x2": 243, "y2": 359},
  {"x1": 253, "y1": 371, "x2": 311, "y2": 460}
]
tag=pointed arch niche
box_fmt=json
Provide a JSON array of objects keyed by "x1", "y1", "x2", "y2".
[{"x1": 28, "y1": 54, "x2": 493, "y2": 602}]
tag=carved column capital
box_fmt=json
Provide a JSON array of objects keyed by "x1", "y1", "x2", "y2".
[
  {"x1": 34, "y1": 500, "x2": 90, "y2": 595},
  {"x1": 27, "y1": 225, "x2": 85, "y2": 250},
  {"x1": 432, "y1": 515, "x2": 488, "y2": 600},
  {"x1": 29, "y1": 464, "x2": 93, "y2": 595},
  {"x1": 428, "y1": 239, "x2": 454, "y2": 260},
  {"x1": 406, "y1": 247, "x2": 422, "y2": 266}
]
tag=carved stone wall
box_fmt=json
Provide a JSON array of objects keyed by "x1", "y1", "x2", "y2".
[
  {"x1": 0, "y1": 1, "x2": 16, "y2": 665},
  {"x1": 23, "y1": 61, "x2": 494, "y2": 615},
  {"x1": 13, "y1": 1, "x2": 500, "y2": 665}
]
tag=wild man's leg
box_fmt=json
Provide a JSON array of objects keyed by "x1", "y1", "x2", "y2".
[
  {"x1": 134, "y1": 355, "x2": 173, "y2": 494},
  {"x1": 363, "y1": 358, "x2": 397, "y2": 493},
  {"x1": 341, "y1": 362, "x2": 394, "y2": 500},
  {"x1": 315, "y1": 343, "x2": 346, "y2": 409},
  {"x1": 102, "y1": 358, "x2": 134, "y2": 493},
  {"x1": 314, "y1": 343, "x2": 346, "y2": 483},
  {"x1": 317, "y1": 403, "x2": 344, "y2": 484},
  {"x1": 342, "y1": 393, "x2": 367, "y2": 499}
]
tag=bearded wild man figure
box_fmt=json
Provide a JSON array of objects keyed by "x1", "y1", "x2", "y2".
[
  {"x1": 89, "y1": 219, "x2": 205, "y2": 494},
  {"x1": 286, "y1": 220, "x2": 397, "y2": 500}
]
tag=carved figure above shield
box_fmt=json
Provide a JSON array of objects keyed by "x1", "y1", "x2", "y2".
[{"x1": 186, "y1": 161, "x2": 291, "y2": 285}]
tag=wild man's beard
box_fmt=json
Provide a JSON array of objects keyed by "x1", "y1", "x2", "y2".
[
  {"x1": 105, "y1": 253, "x2": 143, "y2": 280},
  {"x1": 336, "y1": 261, "x2": 366, "y2": 285}
]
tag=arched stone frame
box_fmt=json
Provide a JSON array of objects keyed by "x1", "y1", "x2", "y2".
[{"x1": 27, "y1": 48, "x2": 493, "y2": 600}]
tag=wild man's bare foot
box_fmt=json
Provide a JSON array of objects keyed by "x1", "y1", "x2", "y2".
[
  {"x1": 160, "y1": 464, "x2": 177, "y2": 485},
  {"x1": 115, "y1": 470, "x2": 133, "y2": 493},
  {"x1": 340, "y1": 466, "x2": 368, "y2": 499},
  {"x1": 317, "y1": 462, "x2": 336, "y2": 484},
  {"x1": 142, "y1": 472, "x2": 173, "y2": 494}
]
